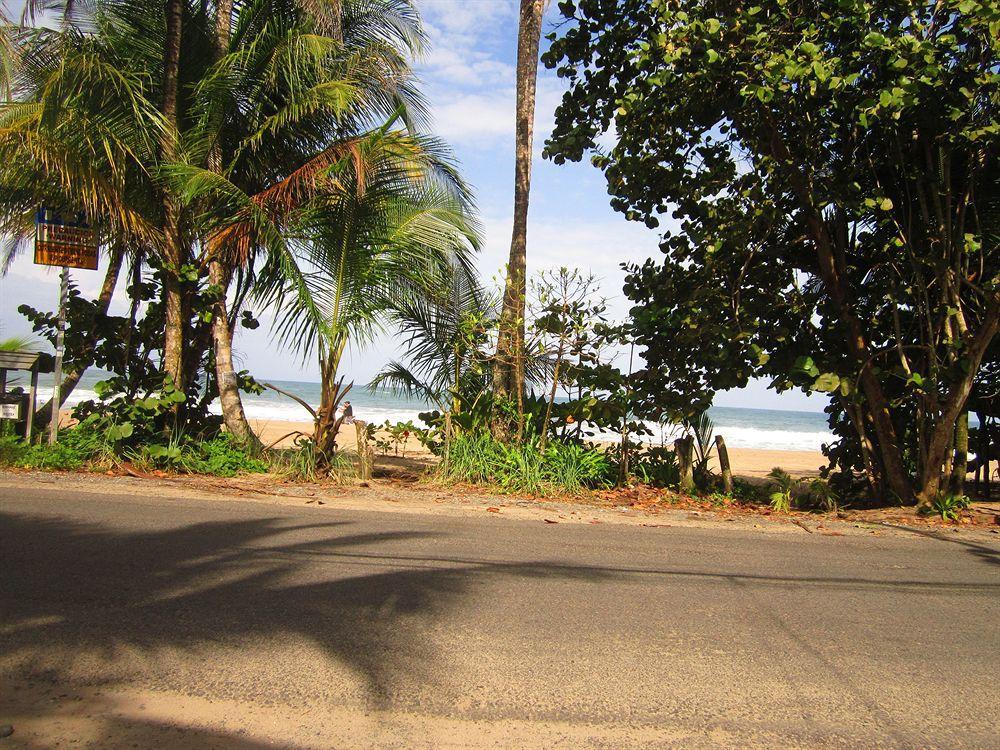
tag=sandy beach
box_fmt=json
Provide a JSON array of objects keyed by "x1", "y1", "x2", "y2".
[{"x1": 247, "y1": 418, "x2": 827, "y2": 479}]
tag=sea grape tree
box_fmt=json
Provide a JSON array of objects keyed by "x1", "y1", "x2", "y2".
[{"x1": 543, "y1": 0, "x2": 999, "y2": 504}]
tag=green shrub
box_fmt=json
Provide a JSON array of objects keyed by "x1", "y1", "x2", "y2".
[
  {"x1": 180, "y1": 434, "x2": 268, "y2": 476},
  {"x1": 442, "y1": 431, "x2": 612, "y2": 495},
  {"x1": 767, "y1": 467, "x2": 797, "y2": 512},
  {"x1": 267, "y1": 436, "x2": 357, "y2": 482},
  {"x1": 921, "y1": 492, "x2": 971, "y2": 521},
  {"x1": 802, "y1": 478, "x2": 839, "y2": 512},
  {"x1": 127, "y1": 433, "x2": 268, "y2": 477},
  {"x1": 632, "y1": 446, "x2": 680, "y2": 488},
  {"x1": 0, "y1": 433, "x2": 27, "y2": 465},
  {"x1": 731, "y1": 477, "x2": 768, "y2": 503},
  {"x1": 0, "y1": 423, "x2": 268, "y2": 477},
  {"x1": 0, "y1": 432, "x2": 94, "y2": 471}
]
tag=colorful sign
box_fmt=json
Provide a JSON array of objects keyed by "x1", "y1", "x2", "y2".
[{"x1": 34, "y1": 208, "x2": 99, "y2": 270}]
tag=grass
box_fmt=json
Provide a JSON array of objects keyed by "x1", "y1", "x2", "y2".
[
  {"x1": 0, "y1": 427, "x2": 268, "y2": 477},
  {"x1": 441, "y1": 431, "x2": 612, "y2": 496}
]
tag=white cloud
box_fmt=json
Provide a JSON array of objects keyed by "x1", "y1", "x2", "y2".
[
  {"x1": 476, "y1": 211, "x2": 665, "y2": 322},
  {"x1": 429, "y1": 90, "x2": 513, "y2": 143},
  {"x1": 420, "y1": 0, "x2": 515, "y2": 37}
]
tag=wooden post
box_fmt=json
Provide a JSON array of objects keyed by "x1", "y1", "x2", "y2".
[
  {"x1": 675, "y1": 436, "x2": 694, "y2": 493},
  {"x1": 49, "y1": 266, "x2": 69, "y2": 444},
  {"x1": 983, "y1": 414, "x2": 992, "y2": 500},
  {"x1": 25, "y1": 365, "x2": 38, "y2": 443},
  {"x1": 355, "y1": 421, "x2": 372, "y2": 481},
  {"x1": 715, "y1": 435, "x2": 733, "y2": 495}
]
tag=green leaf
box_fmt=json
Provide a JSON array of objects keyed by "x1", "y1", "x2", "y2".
[
  {"x1": 792, "y1": 356, "x2": 820, "y2": 378},
  {"x1": 107, "y1": 422, "x2": 134, "y2": 441},
  {"x1": 812, "y1": 373, "x2": 840, "y2": 392}
]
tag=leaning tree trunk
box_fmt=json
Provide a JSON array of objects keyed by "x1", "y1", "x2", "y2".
[
  {"x1": 205, "y1": 0, "x2": 258, "y2": 446},
  {"x1": 494, "y1": 0, "x2": 545, "y2": 418},
  {"x1": 916, "y1": 298, "x2": 1000, "y2": 504},
  {"x1": 763, "y1": 124, "x2": 915, "y2": 503},
  {"x1": 210, "y1": 260, "x2": 258, "y2": 445},
  {"x1": 33, "y1": 247, "x2": 124, "y2": 430}
]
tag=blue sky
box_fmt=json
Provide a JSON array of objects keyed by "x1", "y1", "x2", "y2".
[{"x1": 0, "y1": 0, "x2": 822, "y2": 411}]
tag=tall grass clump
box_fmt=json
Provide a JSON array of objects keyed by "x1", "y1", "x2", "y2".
[{"x1": 442, "y1": 431, "x2": 612, "y2": 496}]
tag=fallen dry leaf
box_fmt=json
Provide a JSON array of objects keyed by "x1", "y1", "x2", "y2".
[
  {"x1": 544, "y1": 518, "x2": 558, "y2": 524},
  {"x1": 487, "y1": 507, "x2": 500, "y2": 513}
]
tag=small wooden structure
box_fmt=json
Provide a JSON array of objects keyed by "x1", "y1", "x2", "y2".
[{"x1": 0, "y1": 350, "x2": 52, "y2": 442}]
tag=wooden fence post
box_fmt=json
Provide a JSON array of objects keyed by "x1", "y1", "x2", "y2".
[
  {"x1": 675, "y1": 436, "x2": 694, "y2": 493},
  {"x1": 715, "y1": 435, "x2": 733, "y2": 495},
  {"x1": 355, "y1": 421, "x2": 372, "y2": 481}
]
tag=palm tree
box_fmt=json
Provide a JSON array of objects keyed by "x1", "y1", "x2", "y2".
[
  {"x1": 1, "y1": 0, "x2": 440, "y2": 445},
  {"x1": 252, "y1": 130, "x2": 480, "y2": 464},
  {"x1": 190, "y1": 0, "x2": 430, "y2": 444},
  {"x1": 494, "y1": 0, "x2": 545, "y2": 433},
  {"x1": 0, "y1": 8, "x2": 165, "y2": 423},
  {"x1": 372, "y1": 264, "x2": 494, "y2": 412}
]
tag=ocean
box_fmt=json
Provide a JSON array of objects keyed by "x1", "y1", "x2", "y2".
[{"x1": 18, "y1": 371, "x2": 836, "y2": 452}]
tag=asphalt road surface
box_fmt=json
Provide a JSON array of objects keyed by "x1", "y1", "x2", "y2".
[{"x1": 1, "y1": 483, "x2": 998, "y2": 749}]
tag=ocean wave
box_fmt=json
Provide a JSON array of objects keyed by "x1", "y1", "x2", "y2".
[{"x1": 52, "y1": 386, "x2": 833, "y2": 452}]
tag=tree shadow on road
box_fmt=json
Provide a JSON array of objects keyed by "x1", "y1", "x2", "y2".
[
  {"x1": 876, "y1": 521, "x2": 1000, "y2": 568},
  {"x1": 0, "y1": 509, "x2": 620, "y2": 725}
]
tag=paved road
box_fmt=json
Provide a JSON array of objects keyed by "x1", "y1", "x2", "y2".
[{"x1": 1, "y1": 484, "x2": 998, "y2": 749}]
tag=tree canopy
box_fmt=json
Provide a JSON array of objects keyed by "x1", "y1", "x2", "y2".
[{"x1": 544, "y1": 0, "x2": 1000, "y2": 504}]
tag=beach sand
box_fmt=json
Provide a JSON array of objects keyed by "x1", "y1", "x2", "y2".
[{"x1": 248, "y1": 419, "x2": 826, "y2": 479}]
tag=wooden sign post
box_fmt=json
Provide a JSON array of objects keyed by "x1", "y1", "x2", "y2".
[{"x1": 34, "y1": 208, "x2": 99, "y2": 443}]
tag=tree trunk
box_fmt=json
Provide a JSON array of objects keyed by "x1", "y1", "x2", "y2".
[
  {"x1": 494, "y1": 0, "x2": 544, "y2": 411},
  {"x1": 205, "y1": 0, "x2": 257, "y2": 446},
  {"x1": 842, "y1": 398, "x2": 882, "y2": 498},
  {"x1": 715, "y1": 434, "x2": 733, "y2": 495},
  {"x1": 210, "y1": 260, "x2": 258, "y2": 445},
  {"x1": 675, "y1": 436, "x2": 694, "y2": 494},
  {"x1": 916, "y1": 298, "x2": 1000, "y2": 504},
  {"x1": 762, "y1": 122, "x2": 914, "y2": 502},
  {"x1": 161, "y1": 0, "x2": 186, "y2": 392},
  {"x1": 33, "y1": 247, "x2": 124, "y2": 429}
]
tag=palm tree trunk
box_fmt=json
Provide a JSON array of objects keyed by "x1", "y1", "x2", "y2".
[
  {"x1": 210, "y1": 260, "x2": 258, "y2": 445},
  {"x1": 206, "y1": 0, "x2": 258, "y2": 445},
  {"x1": 161, "y1": 0, "x2": 186, "y2": 391},
  {"x1": 33, "y1": 247, "x2": 124, "y2": 429},
  {"x1": 495, "y1": 0, "x2": 544, "y2": 415}
]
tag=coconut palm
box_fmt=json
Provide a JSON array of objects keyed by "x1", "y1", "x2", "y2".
[
  {"x1": 189, "y1": 0, "x2": 430, "y2": 444},
  {"x1": 247, "y1": 129, "x2": 480, "y2": 463},
  {"x1": 495, "y1": 0, "x2": 545, "y2": 431},
  {"x1": 371, "y1": 264, "x2": 495, "y2": 412},
  {"x1": 1, "y1": 0, "x2": 448, "y2": 446}
]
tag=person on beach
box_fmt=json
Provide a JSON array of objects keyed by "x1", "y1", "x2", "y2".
[{"x1": 339, "y1": 401, "x2": 354, "y2": 425}]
